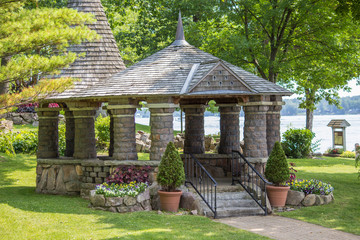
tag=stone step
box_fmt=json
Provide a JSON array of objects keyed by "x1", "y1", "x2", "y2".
[
  {"x1": 216, "y1": 191, "x2": 252, "y2": 200},
  {"x1": 205, "y1": 207, "x2": 264, "y2": 218},
  {"x1": 217, "y1": 199, "x2": 260, "y2": 208}
]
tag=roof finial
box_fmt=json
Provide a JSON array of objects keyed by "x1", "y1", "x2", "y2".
[
  {"x1": 175, "y1": 11, "x2": 185, "y2": 41},
  {"x1": 172, "y1": 10, "x2": 189, "y2": 46}
]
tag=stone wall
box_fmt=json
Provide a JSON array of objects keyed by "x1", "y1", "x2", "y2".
[
  {"x1": 0, "y1": 112, "x2": 38, "y2": 125},
  {"x1": 89, "y1": 189, "x2": 152, "y2": 213},
  {"x1": 36, "y1": 159, "x2": 160, "y2": 198},
  {"x1": 286, "y1": 190, "x2": 334, "y2": 207}
]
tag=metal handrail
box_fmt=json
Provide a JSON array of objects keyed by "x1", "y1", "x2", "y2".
[
  {"x1": 232, "y1": 150, "x2": 269, "y2": 215},
  {"x1": 184, "y1": 153, "x2": 217, "y2": 218}
]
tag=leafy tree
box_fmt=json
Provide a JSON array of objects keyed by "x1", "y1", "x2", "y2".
[
  {"x1": 110, "y1": 1, "x2": 360, "y2": 129},
  {"x1": 0, "y1": 0, "x2": 98, "y2": 113}
]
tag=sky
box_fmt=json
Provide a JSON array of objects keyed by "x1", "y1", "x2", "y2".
[
  {"x1": 338, "y1": 79, "x2": 360, "y2": 97},
  {"x1": 286, "y1": 79, "x2": 360, "y2": 99}
]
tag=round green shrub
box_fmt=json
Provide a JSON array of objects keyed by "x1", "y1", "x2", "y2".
[
  {"x1": 281, "y1": 128, "x2": 315, "y2": 158},
  {"x1": 157, "y1": 142, "x2": 185, "y2": 192},
  {"x1": 265, "y1": 141, "x2": 290, "y2": 186}
]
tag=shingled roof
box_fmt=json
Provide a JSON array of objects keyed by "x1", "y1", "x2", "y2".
[
  {"x1": 49, "y1": 0, "x2": 125, "y2": 99},
  {"x1": 50, "y1": 11, "x2": 291, "y2": 101},
  {"x1": 327, "y1": 119, "x2": 351, "y2": 128}
]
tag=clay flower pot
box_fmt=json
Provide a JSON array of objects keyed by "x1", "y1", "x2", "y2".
[
  {"x1": 158, "y1": 190, "x2": 182, "y2": 212},
  {"x1": 266, "y1": 185, "x2": 290, "y2": 207}
]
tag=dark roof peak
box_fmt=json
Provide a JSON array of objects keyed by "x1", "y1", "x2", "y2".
[{"x1": 172, "y1": 11, "x2": 189, "y2": 46}]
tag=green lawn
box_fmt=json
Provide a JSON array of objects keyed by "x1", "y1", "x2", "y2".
[
  {"x1": 0, "y1": 153, "x2": 267, "y2": 240},
  {"x1": 278, "y1": 157, "x2": 360, "y2": 235}
]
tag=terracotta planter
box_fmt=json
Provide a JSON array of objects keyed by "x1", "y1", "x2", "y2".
[
  {"x1": 266, "y1": 185, "x2": 290, "y2": 207},
  {"x1": 158, "y1": 190, "x2": 182, "y2": 212}
]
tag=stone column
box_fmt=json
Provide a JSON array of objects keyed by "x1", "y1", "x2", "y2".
[
  {"x1": 218, "y1": 104, "x2": 241, "y2": 154},
  {"x1": 266, "y1": 105, "x2": 282, "y2": 155},
  {"x1": 148, "y1": 104, "x2": 176, "y2": 161},
  {"x1": 243, "y1": 105, "x2": 269, "y2": 159},
  {"x1": 72, "y1": 109, "x2": 97, "y2": 159},
  {"x1": 64, "y1": 110, "x2": 75, "y2": 157},
  {"x1": 182, "y1": 104, "x2": 205, "y2": 154},
  {"x1": 108, "y1": 112, "x2": 114, "y2": 157},
  {"x1": 108, "y1": 106, "x2": 138, "y2": 160},
  {"x1": 37, "y1": 107, "x2": 59, "y2": 159}
]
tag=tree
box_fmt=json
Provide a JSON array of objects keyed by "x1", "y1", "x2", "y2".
[
  {"x1": 106, "y1": 1, "x2": 360, "y2": 130},
  {"x1": 0, "y1": 0, "x2": 98, "y2": 113}
]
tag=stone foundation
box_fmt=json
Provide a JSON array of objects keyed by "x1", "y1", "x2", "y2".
[{"x1": 36, "y1": 159, "x2": 160, "y2": 197}]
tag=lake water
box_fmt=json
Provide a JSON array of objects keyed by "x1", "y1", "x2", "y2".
[{"x1": 135, "y1": 114, "x2": 360, "y2": 153}]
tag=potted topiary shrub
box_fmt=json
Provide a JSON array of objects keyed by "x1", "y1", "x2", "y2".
[
  {"x1": 265, "y1": 141, "x2": 290, "y2": 207},
  {"x1": 157, "y1": 142, "x2": 185, "y2": 212}
]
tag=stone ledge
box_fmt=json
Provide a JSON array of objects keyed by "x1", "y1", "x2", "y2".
[
  {"x1": 37, "y1": 159, "x2": 83, "y2": 165},
  {"x1": 104, "y1": 160, "x2": 160, "y2": 166}
]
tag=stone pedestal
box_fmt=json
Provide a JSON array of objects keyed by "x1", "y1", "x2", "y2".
[
  {"x1": 266, "y1": 105, "x2": 282, "y2": 155},
  {"x1": 65, "y1": 110, "x2": 75, "y2": 157},
  {"x1": 243, "y1": 105, "x2": 269, "y2": 159},
  {"x1": 149, "y1": 105, "x2": 175, "y2": 161},
  {"x1": 73, "y1": 109, "x2": 97, "y2": 159},
  {"x1": 183, "y1": 105, "x2": 205, "y2": 154},
  {"x1": 109, "y1": 108, "x2": 137, "y2": 160},
  {"x1": 37, "y1": 108, "x2": 59, "y2": 158},
  {"x1": 218, "y1": 104, "x2": 241, "y2": 154}
]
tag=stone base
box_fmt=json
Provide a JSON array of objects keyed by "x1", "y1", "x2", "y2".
[
  {"x1": 286, "y1": 190, "x2": 334, "y2": 207},
  {"x1": 89, "y1": 189, "x2": 152, "y2": 213},
  {"x1": 36, "y1": 158, "x2": 160, "y2": 196}
]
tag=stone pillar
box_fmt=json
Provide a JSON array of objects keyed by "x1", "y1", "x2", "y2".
[
  {"x1": 266, "y1": 105, "x2": 282, "y2": 155},
  {"x1": 37, "y1": 107, "x2": 59, "y2": 159},
  {"x1": 64, "y1": 110, "x2": 75, "y2": 157},
  {"x1": 108, "y1": 112, "x2": 114, "y2": 157},
  {"x1": 72, "y1": 109, "x2": 97, "y2": 159},
  {"x1": 148, "y1": 104, "x2": 176, "y2": 161},
  {"x1": 218, "y1": 104, "x2": 241, "y2": 154},
  {"x1": 108, "y1": 106, "x2": 138, "y2": 160},
  {"x1": 182, "y1": 104, "x2": 205, "y2": 154},
  {"x1": 243, "y1": 105, "x2": 269, "y2": 159}
]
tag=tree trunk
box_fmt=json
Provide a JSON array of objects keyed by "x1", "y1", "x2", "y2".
[
  {"x1": 306, "y1": 108, "x2": 313, "y2": 132},
  {"x1": 305, "y1": 88, "x2": 315, "y2": 132},
  {"x1": 0, "y1": 57, "x2": 10, "y2": 94}
]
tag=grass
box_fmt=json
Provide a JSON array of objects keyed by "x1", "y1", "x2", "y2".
[
  {"x1": 13, "y1": 124, "x2": 37, "y2": 131},
  {"x1": 278, "y1": 157, "x2": 360, "y2": 235},
  {"x1": 0, "y1": 153, "x2": 268, "y2": 240}
]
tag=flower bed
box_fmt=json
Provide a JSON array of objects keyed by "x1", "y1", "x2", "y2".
[{"x1": 286, "y1": 179, "x2": 334, "y2": 207}]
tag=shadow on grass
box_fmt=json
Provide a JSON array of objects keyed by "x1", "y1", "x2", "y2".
[
  {"x1": 0, "y1": 186, "x2": 262, "y2": 239},
  {"x1": 0, "y1": 154, "x2": 35, "y2": 186}
]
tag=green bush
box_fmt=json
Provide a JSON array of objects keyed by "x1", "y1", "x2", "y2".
[
  {"x1": 95, "y1": 115, "x2": 110, "y2": 150},
  {"x1": 0, "y1": 130, "x2": 38, "y2": 154},
  {"x1": 340, "y1": 151, "x2": 355, "y2": 158},
  {"x1": 58, "y1": 123, "x2": 66, "y2": 156},
  {"x1": 265, "y1": 141, "x2": 290, "y2": 186},
  {"x1": 157, "y1": 142, "x2": 185, "y2": 192},
  {"x1": 281, "y1": 128, "x2": 314, "y2": 158}
]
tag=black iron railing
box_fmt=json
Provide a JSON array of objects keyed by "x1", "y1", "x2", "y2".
[
  {"x1": 184, "y1": 153, "x2": 217, "y2": 218},
  {"x1": 231, "y1": 150, "x2": 269, "y2": 215}
]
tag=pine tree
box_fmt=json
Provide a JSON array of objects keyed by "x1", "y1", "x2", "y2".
[
  {"x1": 157, "y1": 142, "x2": 185, "y2": 192},
  {"x1": 265, "y1": 142, "x2": 290, "y2": 186},
  {"x1": 0, "y1": 0, "x2": 98, "y2": 113}
]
